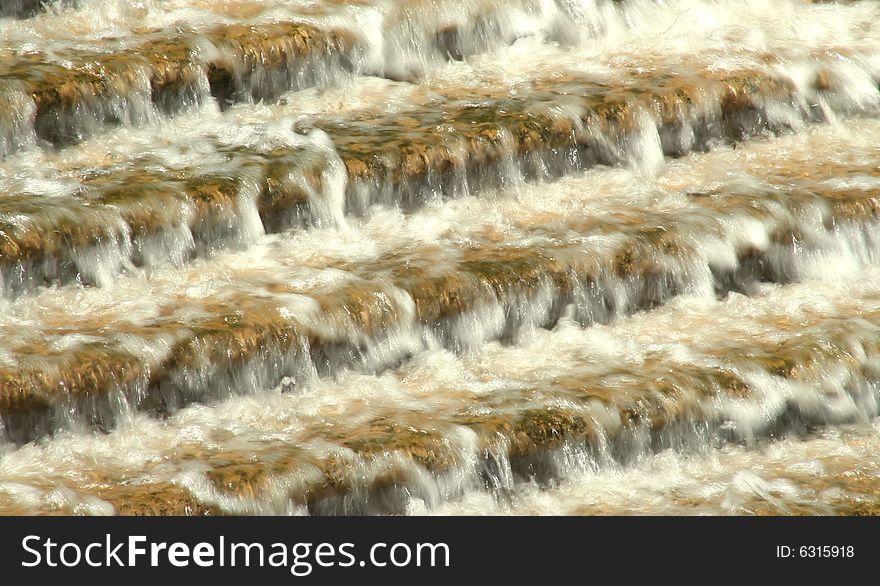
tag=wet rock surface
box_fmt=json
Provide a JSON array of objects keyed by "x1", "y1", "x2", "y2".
[{"x1": 1, "y1": 0, "x2": 880, "y2": 515}]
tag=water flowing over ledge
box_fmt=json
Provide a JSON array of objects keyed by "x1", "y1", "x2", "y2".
[{"x1": 1, "y1": 0, "x2": 880, "y2": 515}]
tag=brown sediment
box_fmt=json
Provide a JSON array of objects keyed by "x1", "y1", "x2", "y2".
[
  {"x1": 332, "y1": 417, "x2": 454, "y2": 471},
  {"x1": 1, "y1": 0, "x2": 879, "y2": 522},
  {"x1": 0, "y1": 346, "x2": 145, "y2": 414},
  {"x1": 4, "y1": 294, "x2": 879, "y2": 515},
  {"x1": 0, "y1": 476, "x2": 219, "y2": 516},
  {"x1": 204, "y1": 22, "x2": 355, "y2": 104},
  {"x1": 82, "y1": 312, "x2": 880, "y2": 513},
  {"x1": 0, "y1": 146, "x2": 324, "y2": 291},
  {"x1": 0, "y1": 195, "x2": 126, "y2": 262},
  {"x1": 664, "y1": 450, "x2": 880, "y2": 516},
  {"x1": 0, "y1": 65, "x2": 840, "y2": 297},
  {"x1": 401, "y1": 247, "x2": 575, "y2": 323},
  {"x1": 95, "y1": 482, "x2": 220, "y2": 516},
  {"x1": 0, "y1": 21, "x2": 356, "y2": 148},
  {"x1": 5, "y1": 175, "x2": 880, "y2": 438},
  {"x1": 312, "y1": 67, "x2": 806, "y2": 218},
  {"x1": 199, "y1": 427, "x2": 455, "y2": 512},
  {"x1": 704, "y1": 314, "x2": 880, "y2": 381},
  {"x1": 4, "y1": 105, "x2": 880, "y2": 443},
  {"x1": 0, "y1": 0, "x2": 544, "y2": 152},
  {"x1": 0, "y1": 284, "x2": 398, "y2": 439}
]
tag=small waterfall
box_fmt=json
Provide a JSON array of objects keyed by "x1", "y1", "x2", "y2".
[{"x1": 1, "y1": 0, "x2": 880, "y2": 516}]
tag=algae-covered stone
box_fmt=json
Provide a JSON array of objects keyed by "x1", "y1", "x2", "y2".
[
  {"x1": 96, "y1": 482, "x2": 219, "y2": 516},
  {"x1": 334, "y1": 417, "x2": 453, "y2": 472}
]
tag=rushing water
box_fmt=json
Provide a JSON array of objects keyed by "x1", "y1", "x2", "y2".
[{"x1": 0, "y1": 0, "x2": 880, "y2": 515}]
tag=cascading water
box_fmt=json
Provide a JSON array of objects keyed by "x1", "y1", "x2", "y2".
[{"x1": 1, "y1": 0, "x2": 880, "y2": 516}]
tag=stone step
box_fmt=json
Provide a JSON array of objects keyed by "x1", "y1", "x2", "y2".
[
  {"x1": 2, "y1": 154, "x2": 880, "y2": 442},
  {"x1": 3, "y1": 63, "x2": 866, "y2": 297},
  {"x1": 4, "y1": 272, "x2": 880, "y2": 513}
]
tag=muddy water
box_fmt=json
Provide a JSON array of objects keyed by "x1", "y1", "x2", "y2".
[{"x1": 1, "y1": 0, "x2": 880, "y2": 515}]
